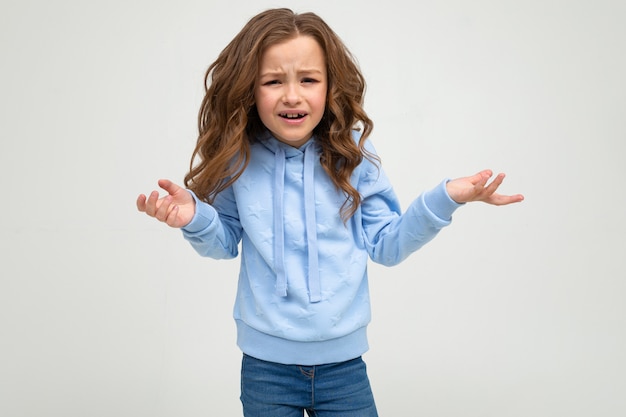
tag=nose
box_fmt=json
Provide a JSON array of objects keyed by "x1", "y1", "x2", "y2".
[{"x1": 283, "y1": 82, "x2": 301, "y2": 104}]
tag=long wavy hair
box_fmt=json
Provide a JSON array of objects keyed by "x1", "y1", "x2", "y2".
[{"x1": 184, "y1": 8, "x2": 376, "y2": 220}]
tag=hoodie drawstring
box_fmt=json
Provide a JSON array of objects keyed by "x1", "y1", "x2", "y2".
[
  {"x1": 273, "y1": 142, "x2": 322, "y2": 303},
  {"x1": 273, "y1": 147, "x2": 287, "y2": 297},
  {"x1": 304, "y1": 144, "x2": 321, "y2": 302}
]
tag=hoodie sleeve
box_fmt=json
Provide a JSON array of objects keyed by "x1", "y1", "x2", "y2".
[
  {"x1": 358, "y1": 142, "x2": 463, "y2": 266},
  {"x1": 181, "y1": 186, "x2": 242, "y2": 259}
]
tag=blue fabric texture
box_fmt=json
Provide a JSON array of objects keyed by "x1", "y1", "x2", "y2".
[{"x1": 182, "y1": 130, "x2": 462, "y2": 365}]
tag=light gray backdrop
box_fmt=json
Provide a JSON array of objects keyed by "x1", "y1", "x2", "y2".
[{"x1": 1, "y1": 0, "x2": 624, "y2": 416}]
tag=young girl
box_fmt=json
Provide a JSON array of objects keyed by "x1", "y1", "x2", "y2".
[{"x1": 137, "y1": 8, "x2": 523, "y2": 416}]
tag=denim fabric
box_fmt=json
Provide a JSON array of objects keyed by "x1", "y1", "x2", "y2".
[{"x1": 240, "y1": 354, "x2": 378, "y2": 417}]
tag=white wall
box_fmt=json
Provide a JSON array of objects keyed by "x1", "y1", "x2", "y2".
[{"x1": 1, "y1": 0, "x2": 624, "y2": 416}]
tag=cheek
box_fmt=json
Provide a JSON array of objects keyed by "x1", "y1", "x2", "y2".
[
  {"x1": 254, "y1": 95, "x2": 273, "y2": 118},
  {"x1": 314, "y1": 91, "x2": 327, "y2": 113}
]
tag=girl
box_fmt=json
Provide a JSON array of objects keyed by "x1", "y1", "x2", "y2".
[{"x1": 137, "y1": 8, "x2": 523, "y2": 417}]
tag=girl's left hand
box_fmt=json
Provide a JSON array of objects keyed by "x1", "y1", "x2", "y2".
[{"x1": 446, "y1": 170, "x2": 524, "y2": 206}]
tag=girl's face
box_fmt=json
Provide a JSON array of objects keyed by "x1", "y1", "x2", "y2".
[{"x1": 255, "y1": 35, "x2": 327, "y2": 148}]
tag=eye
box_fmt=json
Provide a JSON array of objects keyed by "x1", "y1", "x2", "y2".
[
  {"x1": 302, "y1": 78, "x2": 317, "y2": 84},
  {"x1": 263, "y1": 80, "x2": 280, "y2": 86}
]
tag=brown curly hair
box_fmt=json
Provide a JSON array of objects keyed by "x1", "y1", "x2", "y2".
[{"x1": 184, "y1": 8, "x2": 376, "y2": 220}]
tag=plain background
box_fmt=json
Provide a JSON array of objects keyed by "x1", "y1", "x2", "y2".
[{"x1": 1, "y1": 0, "x2": 625, "y2": 416}]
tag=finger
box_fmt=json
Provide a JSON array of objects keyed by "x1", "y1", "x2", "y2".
[
  {"x1": 144, "y1": 190, "x2": 161, "y2": 217},
  {"x1": 472, "y1": 169, "x2": 493, "y2": 188},
  {"x1": 478, "y1": 169, "x2": 493, "y2": 179},
  {"x1": 487, "y1": 193, "x2": 525, "y2": 206},
  {"x1": 158, "y1": 179, "x2": 182, "y2": 196},
  {"x1": 469, "y1": 173, "x2": 491, "y2": 200},
  {"x1": 136, "y1": 194, "x2": 147, "y2": 212},
  {"x1": 483, "y1": 173, "x2": 506, "y2": 196},
  {"x1": 165, "y1": 205, "x2": 180, "y2": 227},
  {"x1": 155, "y1": 195, "x2": 174, "y2": 221}
]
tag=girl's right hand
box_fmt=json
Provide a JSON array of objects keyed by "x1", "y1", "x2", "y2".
[{"x1": 136, "y1": 179, "x2": 196, "y2": 228}]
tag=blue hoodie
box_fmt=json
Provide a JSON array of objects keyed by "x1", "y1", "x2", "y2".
[{"x1": 182, "y1": 131, "x2": 461, "y2": 365}]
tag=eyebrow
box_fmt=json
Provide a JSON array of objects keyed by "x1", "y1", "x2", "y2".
[{"x1": 258, "y1": 69, "x2": 324, "y2": 78}]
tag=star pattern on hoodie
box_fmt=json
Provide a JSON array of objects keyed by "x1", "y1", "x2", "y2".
[
  {"x1": 274, "y1": 316, "x2": 294, "y2": 336},
  {"x1": 182, "y1": 133, "x2": 459, "y2": 364},
  {"x1": 247, "y1": 201, "x2": 265, "y2": 219},
  {"x1": 295, "y1": 306, "x2": 317, "y2": 321}
]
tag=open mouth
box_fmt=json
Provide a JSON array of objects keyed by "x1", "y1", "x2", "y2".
[{"x1": 279, "y1": 113, "x2": 306, "y2": 119}]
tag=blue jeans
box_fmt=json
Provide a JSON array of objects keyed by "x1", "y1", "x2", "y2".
[{"x1": 240, "y1": 354, "x2": 379, "y2": 417}]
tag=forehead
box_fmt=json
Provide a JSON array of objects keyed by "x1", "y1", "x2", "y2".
[{"x1": 259, "y1": 35, "x2": 326, "y2": 70}]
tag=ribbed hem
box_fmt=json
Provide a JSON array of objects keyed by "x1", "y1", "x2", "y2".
[
  {"x1": 422, "y1": 179, "x2": 464, "y2": 222},
  {"x1": 181, "y1": 190, "x2": 216, "y2": 234},
  {"x1": 236, "y1": 320, "x2": 369, "y2": 366}
]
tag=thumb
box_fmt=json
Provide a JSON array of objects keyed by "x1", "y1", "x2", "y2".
[{"x1": 157, "y1": 179, "x2": 183, "y2": 196}]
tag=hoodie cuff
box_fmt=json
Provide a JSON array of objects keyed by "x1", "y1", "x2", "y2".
[
  {"x1": 422, "y1": 179, "x2": 464, "y2": 221},
  {"x1": 181, "y1": 190, "x2": 217, "y2": 234}
]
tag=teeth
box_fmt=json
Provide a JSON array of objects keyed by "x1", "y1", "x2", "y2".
[{"x1": 282, "y1": 113, "x2": 305, "y2": 119}]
